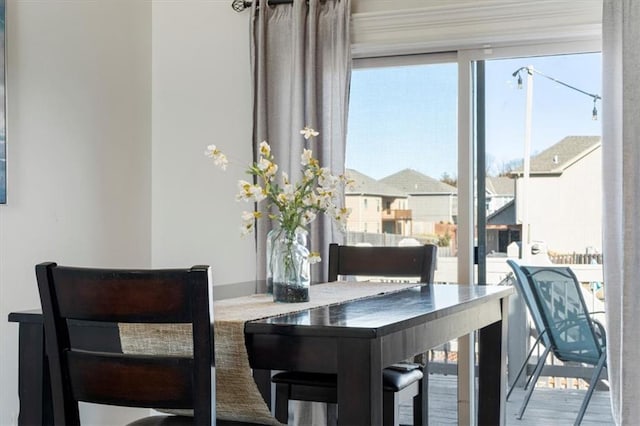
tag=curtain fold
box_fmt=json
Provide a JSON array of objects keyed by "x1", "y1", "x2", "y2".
[
  {"x1": 251, "y1": 0, "x2": 351, "y2": 284},
  {"x1": 602, "y1": 1, "x2": 640, "y2": 424}
]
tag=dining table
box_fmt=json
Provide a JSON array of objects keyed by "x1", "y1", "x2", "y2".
[{"x1": 9, "y1": 280, "x2": 512, "y2": 426}]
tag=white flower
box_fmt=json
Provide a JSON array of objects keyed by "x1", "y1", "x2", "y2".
[
  {"x1": 301, "y1": 210, "x2": 317, "y2": 226},
  {"x1": 258, "y1": 157, "x2": 278, "y2": 179},
  {"x1": 204, "y1": 144, "x2": 229, "y2": 170},
  {"x1": 343, "y1": 175, "x2": 356, "y2": 191},
  {"x1": 319, "y1": 172, "x2": 339, "y2": 189},
  {"x1": 302, "y1": 191, "x2": 318, "y2": 207},
  {"x1": 240, "y1": 222, "x2": 254, "y2": 236},
  {"x1": 259, "y1": 141, "x2": 271, "y2": 157},
  {"x1": 332, "y1": 207, "x2": 351, "y2": 232},
  {"x1": 242, "y1": 210, "x2": 262, "y2": 221},
  {"x1": 304, "y1": 168, "x2": 315, "y2": 180},
  {"x1": 301, "y1": 149, "x2": 314, "y2": 166},
  {"x1": 300, "y1": 126, "x2": 320, "y2": 140},
  {"x1": 281, "y1": 172, "x2": 290, "y2": 186},
  {"x1": 237, "y1": 180, "x2": 266, "y2": 202},
  {"x1": 277, "y1": 191, "x2": 294, "y2": 205}
]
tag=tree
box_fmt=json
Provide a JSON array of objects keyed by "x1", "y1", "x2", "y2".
[
  {"x1": 497, "y1": 158, "x2": 523, "y2": 177},
  {"x1": 440, "y1": 172, "x2": 457, "y2": 187}
]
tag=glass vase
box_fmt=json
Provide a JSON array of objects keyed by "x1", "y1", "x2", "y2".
[
  {"x1": 271, "y1": 228, "x2": 310, "y2": 303},
  {"x1": 265, "y1": 227, "x2": 279, "y2": 294}
]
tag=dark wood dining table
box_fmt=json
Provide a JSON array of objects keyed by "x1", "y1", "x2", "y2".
[
  {"x1": 245, "y1": 283, "x2": 513, "y2": 426},
  {"x1": 9, "y1": 281, "x2": 512, "y2": 426}
]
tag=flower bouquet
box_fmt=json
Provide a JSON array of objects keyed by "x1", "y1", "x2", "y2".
[{"x1": 206, "y1": 127, "x2": 352, "y2": 302}]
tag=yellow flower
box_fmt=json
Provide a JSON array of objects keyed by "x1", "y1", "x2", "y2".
[{"x1": 308, "y1": 252, "x2": 322, "y2": 264}]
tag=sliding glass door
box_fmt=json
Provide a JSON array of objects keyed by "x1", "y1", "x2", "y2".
[
  {"x1": 477, "y1": 50, "x2": 603, "y2": 393},
  {"x1": 346, "y1": 55, "x2": 459, "y2": 285}
]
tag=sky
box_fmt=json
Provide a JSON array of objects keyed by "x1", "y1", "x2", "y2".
[{"x1": 346, "y1": 52, "x2": 602, "y2": 180}]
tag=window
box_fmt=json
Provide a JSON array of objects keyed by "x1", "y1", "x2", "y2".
[
  {"x1": 346, "y1": 59, "x2": 457, "y2": 263},
  {"x1": 482, "y1": 52, "x2": 602, "y2": 280}
]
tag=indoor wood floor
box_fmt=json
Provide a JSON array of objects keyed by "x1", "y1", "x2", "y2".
[{"x1": 398, "y1": 374, "x2": 614, "y2": 425}]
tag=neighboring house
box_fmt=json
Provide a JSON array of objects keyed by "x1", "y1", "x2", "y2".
[
  {"x1": 486, "y1": 200, "x2": 521, "y2": 254},
  {"x1": 510, "y1": 135, "x2": 602, "y2": 254},
  {"x1": 485, "y1": 176, "x2": 517, "y2": 254},
  {"x1": 380, "y1": 168, "x2": 457, "y2": 236},
  {"x1": 345, "y1": 169, "x2": 410, "y2": 235},
  {"x1": 486, "y1": 176, "x2": 515, "y2": 216}
]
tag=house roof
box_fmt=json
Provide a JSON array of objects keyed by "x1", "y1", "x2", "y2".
[
  {"x1": 345, "y1": 168, "x2": 407, "y2": 198},
  {"x1": 487, "y1": 199, "x2": 516, "y2": 225},
  {"x1": 511, "y1": 135, "x2": 601, "y2": 176},
  {"x1": 380, "y1": 168, "x2": 457, "y2": 195},
  {"x1": 486, "y1": 176, "x2": 514, "y2": 196}
]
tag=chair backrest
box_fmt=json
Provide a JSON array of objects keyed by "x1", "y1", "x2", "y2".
[
  {"x1": 327, "y1": 243, "x2": 437, "y2": 283},
  {"x1": 519, "y1": 265, "x2": 603, "y2": 364},
  {"x1": 36, "y1": 262, "x2": 213, "y2": 426},
  {"x1": 506, "y1": 260, "x2": 554, "y2": 349}
]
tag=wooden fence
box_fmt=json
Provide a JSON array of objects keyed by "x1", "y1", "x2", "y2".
[{"x1": 549, "y1": 252, "x2": 602, "y2": 264}]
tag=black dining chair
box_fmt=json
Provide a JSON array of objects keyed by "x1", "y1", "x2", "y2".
[
  {"x1": 507, "y1": 261, "x2": 607, "y2": 425},
  {"x1": 271, "y1": 243, "x2": 437, "y2": 426},
  {"x1": 36, "y1": 262, "x2": 260, "y2": 426}
]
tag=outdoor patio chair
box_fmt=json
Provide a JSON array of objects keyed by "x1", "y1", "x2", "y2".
[
  {"x1": 271, "y1": 243, "x2": 437, "y2": 426},
  {"x1": 506, "y1": 260, "x2": 555, "y2": 414},
  {"x1": 506, "y1": 261, "x2": 607, "y2": 426}
]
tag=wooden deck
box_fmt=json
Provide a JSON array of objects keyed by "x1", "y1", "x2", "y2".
[{"x1": 398, "y1": 374, "x2": 614, "y2": 425}]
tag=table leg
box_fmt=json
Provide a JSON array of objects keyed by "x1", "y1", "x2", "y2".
[
  {"x1": 337, "y1": 338, "x2": 382, "y2": 426},
  {"x1": 17, "y1": 322, "x2": 53, "y2": 426},
  {"x1": 477, "y1": 298, "x2": 508, "y2": 426}
]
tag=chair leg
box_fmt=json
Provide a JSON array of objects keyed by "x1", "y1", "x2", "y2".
[
  {"x1": 326, "y1": 403, "x2": 338, "y2": 426},
  {"x1": 507, "y1": 335, "x2": 543, "y2": 400},
  {"x1": 274, "y1": 383, "x2": 289, "y2": 424},
  {"x1": 517, "y1": 346, "x2": 550, "y2": 420},
  {"x1": 574, "y1": 353, "x2": 607, "y2": 426}
]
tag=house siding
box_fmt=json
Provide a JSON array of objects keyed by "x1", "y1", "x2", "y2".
[
  {"x1": 409, "y1": 194, "x2": 456, "y2": 235},
  {"x1": 515, "y1": 147, "x2": 602, "y2": 253}
]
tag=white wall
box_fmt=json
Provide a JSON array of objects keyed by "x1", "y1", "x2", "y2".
[
  {"x1": 0, "y1": 1, "x2": 152, "y2": 424},
  {"x1": 150, "y1": 2, "x2": 255, "y2": 283},
  {"x1": 1, "y1": 1, "x2": 254, "y2": 423}
]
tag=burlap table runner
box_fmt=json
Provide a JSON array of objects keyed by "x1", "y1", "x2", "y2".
[{"x1": 119, "y1": 281, "x2": 418, "y2": 425}]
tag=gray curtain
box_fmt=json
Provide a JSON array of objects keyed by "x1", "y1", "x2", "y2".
[
  {"x1": 251, "y1": 0, "x2": 351, "y2": 284},
  {"x1": 602, "y1": 0, "x2": 640, "y2": 424},
  {"x1": 250, "y1": 1, "x2": 351, "y2": 423}
]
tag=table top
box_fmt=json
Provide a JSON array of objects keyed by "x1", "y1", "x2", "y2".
[
  {"x1": 246, "y1": 284, "x2": 513, "y2": 338},
  {"x1": 8, "y1": 283, "x2": 513, "y2": 329}
]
